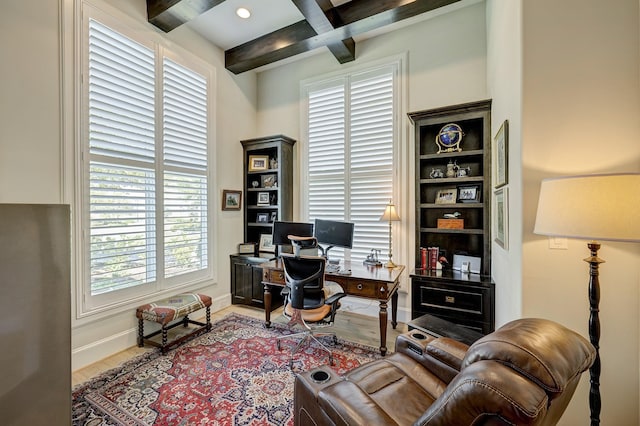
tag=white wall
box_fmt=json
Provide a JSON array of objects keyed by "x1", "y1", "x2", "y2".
[
  {"x1": 1, "y1": 1, "x2": 63, "y2": 203},
  {"x1": 521, "y1": 0, "x2": 640, "y2": 424},
  {"x1": 485, "y1": 3, "x2": 523, "y2": 325},
  {"x1": 1, "y1": 0, "x2": 256, "y2": 370},
  {"x1": 256, "y1": 1, "x2": 488, "y2": 320}
]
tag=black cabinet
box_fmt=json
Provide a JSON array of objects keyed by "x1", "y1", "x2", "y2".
[
  {"x1": 411, "y1": 270, "x2": 494, "y2": 334},
  {"x1": 230, "y1": 254, "x2": 282, "y2": 310}
]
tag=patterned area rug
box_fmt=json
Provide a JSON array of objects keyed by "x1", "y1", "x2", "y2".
[{"x1": 72, "y1": 313, "x2": 384, "y2": 425}]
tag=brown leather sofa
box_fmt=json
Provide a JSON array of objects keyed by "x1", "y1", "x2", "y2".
[{"x1": 294, "y1": 318, "x2": 596, "y2": 425}]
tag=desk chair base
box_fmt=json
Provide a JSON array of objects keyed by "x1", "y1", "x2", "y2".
[{"x1": 277, "y1": 309, "x2": 338, "y2": 369}]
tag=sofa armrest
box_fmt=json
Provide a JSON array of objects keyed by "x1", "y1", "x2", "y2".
[
  {"x1": 318, "y1": 380, "x2": 398, "y2": 426},
  {"x1": 414, "y1": 360, "x2": 550, "y2": 426},
  {"x1": 395, "y1": 332, "x2": 469, "y2": 384}
]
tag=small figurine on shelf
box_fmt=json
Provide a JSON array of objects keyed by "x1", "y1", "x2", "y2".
[
  {"x1": 430, "y1": 168, "x2": 444, "y2": 179},
  {"x1": 270, "y1": 157, "x2": 278, "y2": 169},
  {"x1": 456, "y1": 166, "x2": 472, "y2": 177},
  {"x1": 445, "y1": 160, "x2": 457, "y2": 178}
]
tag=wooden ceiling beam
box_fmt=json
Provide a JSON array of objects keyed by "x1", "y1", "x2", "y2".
[
  {"x1": 147, "y1": 0, "x2": 226, "y2": 32},
  {"x1": 291, "y1": 0, "x2": 355, "y2": 65},
  {"x1": 226, "y1": 0, "x2": 461, "y2": 74}
]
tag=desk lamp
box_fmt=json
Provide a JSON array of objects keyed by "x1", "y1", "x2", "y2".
[
  {"x1": 533, "y1": 173, "x2": 640, "y2": 426},
  {"x1": 380, "y1": 200, "x2": 401, "y2": 268}
]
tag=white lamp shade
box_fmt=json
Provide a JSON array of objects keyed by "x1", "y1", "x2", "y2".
[
  {"x1": 380, "y1": 203, "x2": 400, "y2": 222},
  {"x1": 534, "y1": 173, "x2": 640, "y2": 242}
]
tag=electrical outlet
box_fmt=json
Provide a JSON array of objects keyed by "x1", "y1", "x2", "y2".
[{"x1": 548, "y1": 237, "x2": 568, "y2": 250}]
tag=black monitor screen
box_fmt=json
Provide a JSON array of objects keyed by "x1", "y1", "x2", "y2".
[
  {"x1": 271, "y1": 221, "x2": 314, "y2": 245},
  {"x1": 314, "y1": 219, "x2": 354, "y2": 249}
]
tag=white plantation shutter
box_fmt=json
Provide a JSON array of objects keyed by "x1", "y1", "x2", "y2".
[
  {"x1": 163, "y1": 58, "x2": 208, "y2": 278},
  {"x1": 305, "y1": 65, "x2": 397, "y2": 262},
  {"x1": 88, "y1": 19, "x2": 156, "y2": 295},
  {"x1": 85, "y1": 15, "x2": 210, "y2": 302}
]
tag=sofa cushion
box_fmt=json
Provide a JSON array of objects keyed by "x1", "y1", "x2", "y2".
[{"x1": 462, "y1": 318, "x2": 595, "y2": 393}]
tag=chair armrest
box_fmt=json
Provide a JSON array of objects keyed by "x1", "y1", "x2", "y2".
[
  {"x1": 395, "y1": 333, "x2": 469, "y2": 384},
  {"x1": 324, "y1": 292, "x2": 346, "y2": 306}
]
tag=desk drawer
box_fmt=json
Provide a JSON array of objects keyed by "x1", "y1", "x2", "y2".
[
  {"x1": 263, "y1": 268, "x2": 285, "y2": 285},
  {"x1": 343, "y1": 279, "x2": 390, "y2": 300}
]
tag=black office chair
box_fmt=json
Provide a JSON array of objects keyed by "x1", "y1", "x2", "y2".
[{"x1": 276, "y1": 235, "x2": 346, "y2": 368}]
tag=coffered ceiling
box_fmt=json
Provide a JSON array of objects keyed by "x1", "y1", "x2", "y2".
[{"x1": 146, "y1": 0, "x2": 468, "y2": 74}]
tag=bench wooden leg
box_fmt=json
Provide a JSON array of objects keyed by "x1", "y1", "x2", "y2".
[
  {"x1": 206, "y1": 306, "x2": 211, "y2": 330},
  {"x1": 138, "y1": 318, "x2": 144, "y2": 347},
  {"x1": 161, "y1": 326, "x2": 168, "y2": 351}
]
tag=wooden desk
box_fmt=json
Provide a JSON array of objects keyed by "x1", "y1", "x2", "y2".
[{"x1": 261, "y1": 259, "x2": 405, "y2": 355}]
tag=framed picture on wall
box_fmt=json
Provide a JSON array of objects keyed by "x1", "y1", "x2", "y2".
[
  {"x1": 494, "y1": 187, "x2": 508, "y2": 249},
  {"x1": 493, "y1": 120, "x2": 509, "y2": 188},
  {"x1": 222, "y1": 190, "x2": 242, "y2": 211}
]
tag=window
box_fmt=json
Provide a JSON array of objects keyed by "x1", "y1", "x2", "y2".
[
  {"x1": 80, "y1": 8, "x2": 212, "y2": 312},
  {"x1": 302, "y1": 63, "x2": 399, "y2": 263}
]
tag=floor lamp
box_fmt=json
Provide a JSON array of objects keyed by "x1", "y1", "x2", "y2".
[
  {"x1": 380, "y1": 200, "x2": 401, "y2": 268},
  {"x1": 533, "y1": 173, "x2": 640, "y2": 426}
]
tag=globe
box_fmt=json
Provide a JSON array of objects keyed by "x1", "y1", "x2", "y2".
[{"x1": 437, "y1": 123, "x2": 463, "y2": 147}]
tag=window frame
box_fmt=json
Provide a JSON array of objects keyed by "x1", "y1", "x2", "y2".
[
  {"x1": 300, "y1": 56, "x2": 407, "y2": 264},
  {"x1": 75, "y1": 2, "x2": 216, "y2": 318}
]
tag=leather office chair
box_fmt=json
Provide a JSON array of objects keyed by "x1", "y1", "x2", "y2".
[
  {"x1": 276, "y1": 235, "x2": 346, "y2": 368},
  {"x1": 294, "y1": 318, "x2": 596, "y2": 425}
]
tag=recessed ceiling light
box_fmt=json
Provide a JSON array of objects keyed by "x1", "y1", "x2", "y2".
[{"x1": 236, "y1": 7, "x2": 251, "y2": 19}]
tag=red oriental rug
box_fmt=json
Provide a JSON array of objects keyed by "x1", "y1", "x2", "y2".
[{"x1": 72, "y1": 313, "x2": 384, "y2": 425}]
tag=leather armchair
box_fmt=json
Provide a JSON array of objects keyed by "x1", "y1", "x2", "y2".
[{"x1": 294, "y1": 318, "x2": 596, "y2": 425}]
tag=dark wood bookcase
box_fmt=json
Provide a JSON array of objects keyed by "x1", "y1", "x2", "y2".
[
  {"x1": 230, "y1": 135, "x2": 295, "y2": 309},
  {"x1": 408, "y1": 100, "x2": 495, "y2": 333}
]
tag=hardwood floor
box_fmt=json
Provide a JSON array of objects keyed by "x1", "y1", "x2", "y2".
[{"x1": 72, "y1": 305, "x2": 408, "y2": 387}]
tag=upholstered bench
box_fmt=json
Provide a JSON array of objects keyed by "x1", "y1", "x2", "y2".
[{"x1": 136, "y1": 293, "x2": 212, "y2": 353}]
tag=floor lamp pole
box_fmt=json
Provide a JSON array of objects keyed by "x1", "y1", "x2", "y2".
[{"x1": 585, "y1": 241, "x2": 603, "y2": 426}]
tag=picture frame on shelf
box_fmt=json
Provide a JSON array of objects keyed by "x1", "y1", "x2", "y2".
[
  {"x1": 248, "y1": 155, "x2": 269, "y2": 172},
  {"x1": 256, "y1": 213, "x2": 269, "y2": 223},
  {"x1": 259, "y1": 234, "x2": 275, "y2": 253},
  {"x1": 493, "y1": 120, "x2": 509, "y2": 188},
  {"x1": 261, "y1": 174, "x2": 277, "y2": 188},
  {"x1": 457, "y1": 185, "x2": 481, "y2": 203},
  {"x1": 257, "y1": 192, "x2": 270, "y2": 206},
  {"x1": 435, "y1": 188, "x2": 457, "y2": 205},
  {"x1": 494, "y1": 187, "x2": 508, "y2": 249},
  {"x1": 221, "y1": 189, "x2": 242, "y2": 211},
  {"x1": 238, "y1": 242, "x2": 255, "y2": 254}
]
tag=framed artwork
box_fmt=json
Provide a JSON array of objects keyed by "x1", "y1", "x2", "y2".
[
  {"x1": 457, "y1": 185, "x2": 481, "y2": 203},
  {"x1": 256, "y1": 213, "x2": 269, "y2": 223},
  {"x1": 248, "y1": 155, "x2": 269, "y2": 172},
  {"x1": 494, "y1": 187, "x2": 508, "y2": 249},
  {"x1": 435, "y1": 188, "x2": 457, "y2": 205},
  {"x1": 493, "y1": 120, "x2": 509, "y2": 188},
  {"x1": 261, "y1": 174, "x2": 277, "y2": 188},
  {"x1": 221, "y1": 190, "x2": 242, "y2": 210},
  {"x1": 238, "y1": 243, "x2": 255, "y2": 254},
  {"x1": 259, "y1": 234, "x2": 275, "y2": 253},
  {"x1": 257, "y1": 192, "x2": 270, "y2": 206}
]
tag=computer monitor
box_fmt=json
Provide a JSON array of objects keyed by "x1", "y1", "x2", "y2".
[
  {"x1": 313, "y1": 218, "x2": 354, "y2": 261},
  {"x1": 271, "y1": 221, "x2": 314, "y2": 255}
]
